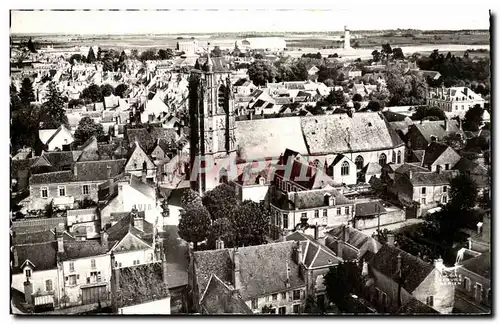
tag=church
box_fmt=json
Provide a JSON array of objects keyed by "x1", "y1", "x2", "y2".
[{"x1": 188, "y1": 55, "x2": 406, "y2": 194}]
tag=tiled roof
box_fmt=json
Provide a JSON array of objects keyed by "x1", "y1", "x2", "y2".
[
  {"x1": 410, "y1": 170, "x2": 458, "y2": 186},
  {"x1": 397, "y1": 297, "x2": 439, "y2": 314},
  {"x1": 13, "y1": 242, "x2": 57, "y2": 274},
  {"x1": 29, "y1": 170, "x2": 74, "y2": 185},
  {"x1": 11, "y1": 158, "x2": 35, "y2": 178},
  {"x1": 422, "y1": 142, "x2": 453, "y2": 166},
  {"x1": 355, "y1": 201, "x2": 386, "y2": 218},
  {"x1": 43, "y1": 151, "x2": 78, "y2": 168},
  {"x1": 74, "y1": 159, "x2": 126, "y2": 182},
  {"x1": 200, "y1": 274, "x2": 253, "y2": 314},
  {"x1": 194, "y1": 242, "x2": 306, "y2": 301},
  {"x1": 301, "y1": 112, "x2": 404, "y2": 155},
  {"x1": 274, "y1": 159, "x2": 334, "y2": 190},
  {"x1": 106, "y1": 211, "x2": 153, "y2": 245},
  {"x1": 117, "y1": 262, "x2": 170, "y2": 308},
  {"x1": 58, "y1": 240, "x2": 109, "y2": 261},
  {"x1": 325, "y1": 224, "x2": 382, "y2": 256},
  {"x1": 454, "y1": 158, "x2": 488, "y2": 175},
  {"x1": 126, "y1": 128, "x2": 155, "y2": 153},
  {"x1": 393, "y1": 163, "x2": 429, "y2": 176},
  {"x1": 460, "y1": 252, "x2": 490, "y2": 279},
  {"x1": 411, "y1": 120, "x2": 465, "y2": 144},
  {"x1": 276, "y1": 187, "x2": 351, "y2": 211},
  {"x1": 370, "y1": 244, "x2": 434, "y2": 293}
]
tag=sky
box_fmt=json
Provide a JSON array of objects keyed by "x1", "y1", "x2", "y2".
[{"x1": 10, "y1": 8, "x2": 491, "y2": 35}]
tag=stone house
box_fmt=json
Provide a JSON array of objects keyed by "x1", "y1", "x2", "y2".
[
  {"x1": 406, "y1": 119, "x2": 465, "y2": 151},
  {"x1": 39, "y1": 125, "x2": 75, "y2": 152},
  {"x1": 352, "y1": 200, "x2": 405, "y2": 231},
  {"x1": 421, "y1": 142, "x2": 461, "y2": 172},
  {"x1": 124, "y1": 142, "x2": 157, "y2": 183},
  {"x1": 427, "y1": 87, "x2": 485, "y2": 119},
  {"x1": 364, "y1": 243, "x2": 455, "y2": 314},
  {"x1": 324, "y1": 224, "x2": 382, "y2": 262},
  {"x1": 454, "y1": 252, "x2": 491, "y2": 313},
  {"x1": 190, "y1": 242, "x2": 308, "y2": 314}
]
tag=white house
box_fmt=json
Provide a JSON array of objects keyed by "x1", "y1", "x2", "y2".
[{"x1": 39, "y1": 125, "x2": 75, "y2": 151}]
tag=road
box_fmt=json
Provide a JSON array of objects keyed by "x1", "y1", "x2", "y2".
[{"x1": 360, "y1": 218, "x2": 424, "y2": 236}]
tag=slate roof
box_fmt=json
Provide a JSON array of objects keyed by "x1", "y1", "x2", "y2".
[
  {"x1": 422, "y1": 142, "x2": 455, "y2": 166},
  {"x1": 274, "y1": 159, "x2": 334, "y2": 190},
  {"x1": 149, "y1": 127, "x2": 178, "y2": 144},
  {"x1": 194, "y1": 242, "x2": 306, "y2": 301},
  {"x1": 13, "y1": 242, "x2": 58, "y2": 274},
  {"x1": 410, "y1": 170, "x2": 458, "y2": 186},
  {"x1": 364, "y1": 162, "x2": 382, "y2": 175},
  {"x1": 126, "y1": 128, "x2": 155, "y2": 153},
  {"x1": 301, "y1": 112, "x2": 404, "y2": 155},
  {"x1": 106, "y1": 210, "x2": 154, "y2": 247},
  {"x1": 58, "y1": 240, "x2": 109, "y2": 261},
  {"x1": 42, "y1": 151, "x2": 78, "y2": 168},
  {"x1": 325, "y1": 224, "x2": 382, "y2": 258},
  {"x1": 355, "y1": 201, "x2": 386, "y2": 218},
  {"x1": 29, "y1": 170, "x2": 74, "y2": 185},
  {"x1": 370, "y1": 244, "x2": 434, "y2": 293},
  {"x1": 11, "y1": 158, "x2": 35, "y2": 178},
  {"x1": 460, "y1": 252, "x2": 490, "y2": 280},
  {"x1": 411, "y1": 120, "x2": 465, "y2": 144},
  {"x1": 454, "y1": 158, "x2": 488, "y2": 175},
  {"x1": 298, "y1": 240, "x2": 341, "y2": 269},
  {"x1": 393, "y1": 163, "x2": 429, "y2": 176},
  {"x1": 200, "y1": 274, "x2": 253, "y2": 314},
  {"x1": 397, "y1": 297, "x2": 439, "y2": 314},
  {"x1": 117, "y1": 262, "x2": 170, "y2": 308},
  {"x1": 74, "y1": 159, "x2": 126, "y2": 182},
  {"x1": 275, "y1": 187, "x2": 351, "y2": 211}
]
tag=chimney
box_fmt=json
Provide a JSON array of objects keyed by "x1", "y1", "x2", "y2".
[
  {"x1": 73, "y1": 164, "x2": 78, "y2": 178},
  {"x1": 232, "y1": 248, "x2": 241, "y2": 290},
  {"x1": 372, "y1": 232, "x2": 379, "y2": 242},
  {"x1": 142, "y1": 167, "x2": 147, "y2": 184},
  {"x1": 57, "y1": 232, "x2": 64, "y2": 253},
  {"x1": 23, "y1": 279, "x2": 33, "y2": 305},
  {"x1": 344, "y1": 224, "x2": 351, "y2": 243},
  {"x1": 101, "y1": 230, "x2": 108, "y2": 249},
  {"x1": 314, "y1": 226, "x2": 319, "y2": 241},
  {"x1": 296, "y1": 241, "x2": 303, "y2": 265},
  {"x1": 216, "y1": 238, "x2": 225, "y2": 250},
  {"x1": 408, "y1": 171, "x2": 413, "y2": 180},
  {"x1": 387, "y1": 234, "x2": 395, "y2": 246},
  {"x1": 162, "y1": 252, "x2": 168, "y2": 285},
  {"x1": 444, "y1": 119, "x2": 449, "y2": 132},
  {"x1": 133, "y1": 214, "x2": 144, "y2": 232},
  {"x1": 107, "y1": 165, "x2": 112, "y2": 179},
  {"x1": 459, "y1": 118, "x2": 463, "y2": 130}
]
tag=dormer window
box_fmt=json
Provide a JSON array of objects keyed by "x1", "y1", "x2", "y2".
[{"x1": 25, "y1": 269, "x2": 32, "y2": 278}]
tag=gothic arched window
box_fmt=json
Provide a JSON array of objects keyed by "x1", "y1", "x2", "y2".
[
  {"x1": 379, "y1": 153, "x2": 387, "y2": 166},
  {"x1": 355, "y1": 155, "x2": 364, "y2": 170},
  {"x1": 341, "y1": 161, "x2": 350, "y2": 176},
  {"x1": 397, "y1": 151, "x2": 402, "y2": 164},
  {"x1": 218, "y1": 85, "x2": 226, "y2": 112}
]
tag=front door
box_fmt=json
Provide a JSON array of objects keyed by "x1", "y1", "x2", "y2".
[{"x1": 81, "y1": 285, "x2": 107, "y2": 305}]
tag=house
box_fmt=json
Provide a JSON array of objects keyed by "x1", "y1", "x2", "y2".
[
  {"x1": 427, "y1": 87, "x2": 485, "y2": 118},
  {"x1": 284, "y1": 232, "x2": 342, "y2": 310},
  {"x1": 105, "y1": 208, "x2": 157, "y2": 269},
  {"x1": 28, "y1": 159, "x2": 126, "y2": 211},
  {"x1": 328, "y1": 154, "x2": 357, "y2": 185},
  {"x1": 467, "y1": 212, "x2": 490, "y2": 254},
  {"x1": 111, "y1": 256, "x2": 171, "y2": 314},
  {"x1": 352, "y1": 200, "x2": 405, "y2": 231},
  {"x1": 124, "y1": 142, "x2": 157, "y2": 182},
  {"x1": 421, "y1": 142, "x2": 461, "y2": 172},
  {"x1": 56, "y1": 233, "x2": 111, "y2": 306},
  {"x1": 324, "y1": 224, "x2": 382, "y2": 261},
  {"x1": 454, "y1": 252, "x2": 491, "y2": 313},
  {"x1": 190, "y1": 242, "x2": 307, "y2": 314},
  {"x1": 270, "y1": 187, "x2": 353, "y2": 239},
  {"x1": 199, "y1": 274, "x2": 253, "y2": 314},
  {"x1": 39, "y1": 125, "x2": 75, "y2": 151},
  {"x1": 406, "y1": 119, "x2": 465, "y2": 151},
  {"x1": 66, "y1": 208, "x2": 100, "y2": 240},
  {"x1": 453, "y1": 157, "x2": 490, "y2": 196},
  {"x1": 364, "y1": 243, "x2": 455, "y2": 314},
  {"x1": 99, "y1": 173, "x2": 163, "y2": 231},
  {"x1": 231, "y1": 161, "x2": 272, "y2": 204},
  {"x1": 347, "y1": 68, "x2": 362, "y2": 79},
  {"x1": 233, "y1": 78, "x2": 257, "y2": 96}
]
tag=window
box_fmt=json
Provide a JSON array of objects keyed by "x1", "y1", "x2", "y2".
[
  {"x1": 218, "y1": 86, "x2": 226, "y2": 110},
  {"x1": 475, "y1": 283, "x2": 483, "y2": 302},
  {"x1": 25, "y1": 269, "x2": 32, "y2": 278},
  {"x1": 293, "y1": 304, "x2": 300, "y2": 314},
  {"x1": 442, "y1": 195, "x2": 448, "y2": 204},
  {"x1": 314, "y1": 210, "x2": 319, "y2": 218},
  {"x1": 91, "y1": 259, "x2": 96, "y2": 268},
  {"x1": 345, "y1": 206, "x2": 350, "y2": 215},
  {"x1": 82, "y1": 184, "x2": 90, "y2": 195},
  {"x1": 68, "y1": 274, "x2": 77, "y2": 286},
  {"x1": 268, "y1": 308, "x2": 276, "y2": 314},
  {"x1": 272, "y1": 294, "x2": 278, "y2": 301},
  {"x1": 378, "y1": 153, "x2": 387, "y2": 166},
  {"x1": 426, "y1": 296, "x2": 434, "y2": 306},
  {"x1": 281, "y1": 292, "x2": 287, "y2": 300},
  {"x1": 445, "y1": 164, "x2": 450, "y2": 170},
  {"x1": 283, "y1": 214, "x2": 288, "y2": 229},
  {"x1": 463, "y1": 277, "x2": 471, "y2": 291},
  {"x1": 382, "y1": 292, "x2": 388, "y2": 307},
  {"x1": 421, "y1": 198, "x2": 426, "y2": 205},
  {"x1": 251, "y1": 298, "x2": 258, "y2": 309},
  {"x1": 397, "y1": 151, "x2": 402, "y2": 164},
  {"x1": 279, "y1": 306, "x2": 286, "y2": 314},
  {"x1": 69, "y1": 262, "x2": 75, "y2": 272},
  {"x1": 341, "y1": 161, "x2": 349, "y2": 176},
  {"x1": 392, "y1": 151, "x2": 396, "y2": 164},
  {"x1": 337, "y1": 207, "x2": 342, "y2": 215},
  {"x1": 421, "y1": 187, "x2": 426, "y2": 194},
  {"x1": 46, "y1": 279, "x2": 53, "y2": 291},
  {"x1": 301, "y1": 212, "x2": 307, "y2": 219},
  {"x1": 41, "y1": 187, "x2": 48, "y2": 198},
  {"x1": 58, "y1": 185, "x2": 66, "y2": 197},
  {"x1": 443, "y1": 186, "x2": 447, "y2": 193},
  {"x1": 323, "y1": 209, "x2": 327, "y2": 217},
  {"x1": 355, "y1": 155, "x2": 364, "y2": 170},
  {"x1": 293, "y1": 289, "x2": 301, "y2": 301}
]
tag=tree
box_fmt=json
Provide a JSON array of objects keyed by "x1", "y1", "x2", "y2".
[
  {"x1": 410, "y1": 106, "x2": 446, "y2": 121},
  {"x1": 140, "y1": 49, "x2": 158, "y2": 62},
  {"x1": 233, "y1": 200, "x2": 270, "y2": 246},
  {"x1": 322, "y1": 89, "x2": 346, "y2": 106},
  {"x1": 248, "y1": 60, "x2": 276, "y2": 86},
  {"x1": 392, "y1": 48, "x2": 405, "y2": 60},
  {"x1": 211, "y1": 46, "x2": 222, "y2": 57},
  {"x1": 178, "y1": 204, "x2": 211, "y2": 250},
  {"x1": 80, "y1": 84, "x2": 103, "y2": 103},
  {"x1": 207, "y1": 217, "x2": 235, "y2": 248},
  {"x1": 69, "y1": 54, "x2": 86, "y2": 65},
  {"x1": 114, "y1": 83, "x2": 129, "y2": 98},
  {"x1": 381, "y1": 43, "x2": 393, "y2": 60},
  {"x1": 68, "y1": 98, "x2": 85, "y2": 108},
  {"x1": 324, "y1": 262, "x2": 361, "y2": 311},
  {"x1": 27, "y1": 37, "x2": 36, "y2": 53},
  {"x1": 158, "y1": 48, "x2": 174, "y2": 60},
  {"x1": 254, "y1": 53, "x2": 264, "y2": 59},
  {"x1": 87, "y1": 47, "x2": 97, "y2": 63},
  {"x1": 463, "y1": 104, "x2": 484, "y2": 131},
  {"x1": 19, "y1": 77, "x2": 35, "y2": 106},
  {"x1": 352, "y1": 93, "x2": 363, "y2": 102},
  {"x1": 443, "y1": 133, "x2": 465, "y2": 152},
  {"x1": 119, "y1": 50, "x2": 127, "y2": 63},
  {"x1": 39, "y1": 82, "x2": 68, "y2": 129},
  {"x1": 449, "y1": 173, "x2": 478, "y2": 212},
  {"x1": 160, "y1": 199, "x2": 170, "y2": 218},
  {"x1": 74, "y1": 116, "x2": 105, "y2": 145},
  {"x1": 180, "y1": 189, "x2": 203, "y2": 209},
  {"x1": 366, "y1": 100, "x2": 382, "y2": 111},
  {"x1": 371, "y1": 50, "x2": 381, "y2": 62},
  {"x1": 291, "y1": 61, "x2": 308, "y2": 81},
  {"x1": 130, "y1": 49, "x2": 139, "y2": 59},
  {"x1": 101, "y1": 83, "x2": 114, "y2": 97},
  {"x1": 96, "y1": 47, "x2": 102, "y2": 61},
  {"x1": 202, "y1": 184, "x2": 239, "y2": 221},
  {"x1": 315, "y1": 52, "x2": 322, "y2": 59}
]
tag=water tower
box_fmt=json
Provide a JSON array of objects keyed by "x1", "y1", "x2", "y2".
[{"x1": 344, "y1": 25, "x2": 351, "y2": 50}]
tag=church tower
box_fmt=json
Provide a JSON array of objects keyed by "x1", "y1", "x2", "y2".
[
  {"x1": 344, "y1": 25, "x2": 351, "y2": 50},
  {"x1": 188, "y1": 45, "x2": 237, "y2": 194}
]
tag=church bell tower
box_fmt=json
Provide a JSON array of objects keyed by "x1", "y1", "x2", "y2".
[{"x1": 188, "y1": 44, "x2": 237, "y2": 194}]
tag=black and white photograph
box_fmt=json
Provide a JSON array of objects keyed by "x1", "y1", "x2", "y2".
[{"x1": 8, "y1": 6, "x2": 492, "y2": 316}]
